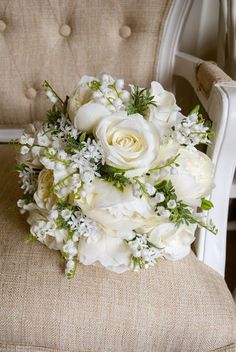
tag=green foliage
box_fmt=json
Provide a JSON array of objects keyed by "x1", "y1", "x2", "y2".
[
  {"x1": 169, "y1": 201, "x2": 195, "y2": 227},
  {"x1": 98, "y1": 164, "x2": 131, "y2": 191},
  {"x1": 56, "y1": 216, "x2": 71, "y2": 230},
  {"x1": 201, "y1": 198, "x2": 214, "y2": 211},
  {"x1": 46, "y1": 104, "x2": 61, "y2": 125},
  {"x1": 15, "y1": 163, "x2": 27, "y2": 172},
  {"x1": 150, "y1": 153, "x2": 180, "y2": 172},
  {"x1": 189, "y1": 104, "x2": 200, "y2": 115},
  {"x1": 65, "y1": 133, "x2": 86, "y2": 153},
  {"x1": 127, "y1": 85, "x2": 157, "y2": 116},
  {"x1": 154, "y1": 180, "x2": 217, "y2": 234}
]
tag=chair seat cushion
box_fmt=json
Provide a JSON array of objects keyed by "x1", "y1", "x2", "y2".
[{"x1": 0, "y1": 144, "x2": 236, "y2": 352}]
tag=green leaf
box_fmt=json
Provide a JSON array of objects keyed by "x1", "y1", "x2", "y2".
[
  {"x1": 98, "y1": 164, "x2": 131, "y2": 191},
  {"x1": 46, "y1": 105, "x2": 61, "y2": 124},
  {"x1": 99, "y1": 164, "x2": 130, "y2": 174},
  {"x1": 127, "y1": 85, "x2": 157, "y2": 116},
  {"x1": 88, "y1": 80, "x2": 102, "y2": 91},
  {"x1": 201, "y1": 198, "x2": 214, "y2": 210},
  {"x1": 189, "y1": 104, "x2": 200, "y2": 115},
  {"x1": 65, "y1": 135, "x2": 85, "y2": 153},
  {"x1": 79, "y1": 132, "x2": 87, "y2": 143}
]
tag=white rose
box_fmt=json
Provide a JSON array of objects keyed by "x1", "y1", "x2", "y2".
[
  {"x1": 27, "y1": 206, "x2": 67, "y2": 251},
  {"x1": 75, "y1": 179, "x2": 157, "y2": 234},
  {"x1": 146, "y1": 81, "x2": 180, "y2": 136},
  {"x1": 169, "y1": 147, "x2": 214, "y2": 206},
  {"x1": 149, "y1": 222, "x2": 196, "y2": 260},
  {"x1": 78, "y1": 231, "x2": 131, "y2": 273},
  {"x1": 34, "y1": 169, "x2": 57, "y2": 210},
  {"x1": 94, "y1": 112, "x2": 160, "y2": 177},
  {"x1": 67, "y1": 75, "x2": 110, "y2": 132}
]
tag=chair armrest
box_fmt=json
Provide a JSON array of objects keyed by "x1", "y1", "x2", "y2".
[
  {"x1": 174, "y1": 51, "x2": 236, "y2": 110},
  {"x1": 174, "y1": 51, "x2": 236, "y2": 276},
  {"x1": 196, "y1": 60, "x2": 236, "y2": 96}
]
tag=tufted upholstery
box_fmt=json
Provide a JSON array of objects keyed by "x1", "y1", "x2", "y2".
[{"x1": 0, "y1": 0, "x2": 172, "y2": 127}]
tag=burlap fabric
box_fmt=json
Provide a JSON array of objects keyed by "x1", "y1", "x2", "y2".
[{"x1": 0, "y1": 145, "x2": 236, "y2": 351}]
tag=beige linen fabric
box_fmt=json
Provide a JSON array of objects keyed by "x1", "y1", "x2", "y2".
[
  {"x1": 197, "y1": 61, "x2": 236, "y2": 97},
  {"x1": 0, "y1": 0, "x2": 172, "y2": 126},
  {"x1": 0, "y1": 144, "x2": 236, "y2": 351}
]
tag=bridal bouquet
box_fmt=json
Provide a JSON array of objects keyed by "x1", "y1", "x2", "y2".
[{"x1": 16, "y1": 74, "x2": 217, "y2": 278}]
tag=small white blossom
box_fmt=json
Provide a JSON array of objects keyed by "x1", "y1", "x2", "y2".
[
  {"x1": 46, "y1": 90, "x2": 58, "y2": 104},
  {"x1": 155, "y1": 192, "x2": 165, "y2": 203},
  {"x1": 167, "y1": 200, "x2": 176, "y2": 209},
  {"x1": 128, "y1": 234, "x2": 162, "y2": 271},
  {"x1": 20, "y1": 146, "x2": 30, "y2": 155}
]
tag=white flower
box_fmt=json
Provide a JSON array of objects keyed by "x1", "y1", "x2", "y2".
[
  {"x1": 168, "y1": 147, "x2": 214, "y2": 206},
  {"x1": 94, "y1": 112, "x2": 160, "y2": 177},
  {"x1": 17, "y1": 121, "x2": 44, "y2": 168},
  {"x1": 149, "y1": 222, "x2": 196, "y2": 260},
  {"x1": 63, "y1": 240, "x2": 78, "y2": 257},
  {"x1": 167, "y1": 199, "x2": 176, "y2": 209},
  {"x1": 67, "y1": 75, "x2": 110, "y2": 133},
  {"x1": 34, "y1": 169, "x2": 57, "y2": 210},
  {"x1": 46, "y1": 90, "x2": 58, "y2": 104},
  {"x1": 20, "y1": 146, "x2": 29, "y2": 155},
  {"x1": 146, "y1": 81, "x2": 180, "y2": 136},
  {"x1": 27, "y1": 206, "x2": 67, "y2": 251},
  {"x1": 78, "y1": 230, "x2": 131, "y2": 273},
  {"x1": 75, "y1": 178, "x2": 156, "y2": 234}
]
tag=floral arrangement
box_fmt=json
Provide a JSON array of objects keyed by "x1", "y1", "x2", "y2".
[{"x1": 15, "y1": 74, "x2": 217, "y2": 278}]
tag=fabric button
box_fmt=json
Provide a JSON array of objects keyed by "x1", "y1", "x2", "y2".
[
  {"x1": 25, "y1": 87, "x2": 37, "y2": 100},
  {"x1": 119, "y1": 25, "x2": 131, "y2": 39},
  {"x1": 0, "y1": 20, "x2": 6, "y2": 32},
  {"x1": 59, "y1": 24, "x2": 71, "y2": 37}
]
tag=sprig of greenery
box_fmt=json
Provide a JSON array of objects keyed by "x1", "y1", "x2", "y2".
[
  {"x1": 154, "y1": 180, "x2": 217, "y2": 234},
  {"x1": 65, "y1": 132, "x2": 86, "y2": 154},
  {"x1": 127, "y1": 85, "x2": 157, "y2": 116},
  {"x1": 98, "y1": 164, "x2": 131, "y2": 191},
  {"x1": 150, "y1": 153, "x2": 180, "y2": 172},
  {"x1": 46, "y1": 104, "x2": 61, "y2": 125}
]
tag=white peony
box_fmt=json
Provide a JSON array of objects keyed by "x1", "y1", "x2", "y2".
[
  {"x1": 149, "y1": 222, "x2": 196, "y2": 260},
  {"x1": 78, "y1": 230, "x2": 131, "y2": 273},
  {"x1": 94, "y1": 112, "x2": 160, "y2": 177},
  {"x1": 146, "y1": 81, "x2": 180, "y2": 136},
  {"x1": 67, "y1": 75, "x2": 110, "y2": 132},
  {"x1": 169, "y1": 147, "x2": 214, "y2": 206},
  {"x1": 75, "y1": 178, "x2": 157, "y2": 235}
]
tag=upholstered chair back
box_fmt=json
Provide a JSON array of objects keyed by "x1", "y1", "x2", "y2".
[{"x1": 0, "y1": 0, "x2": 172, "y2": 127}]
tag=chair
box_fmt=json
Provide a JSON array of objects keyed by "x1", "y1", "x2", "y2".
[{"x1": 0, "y1": 0, "x2": 235, "y2": 351}]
